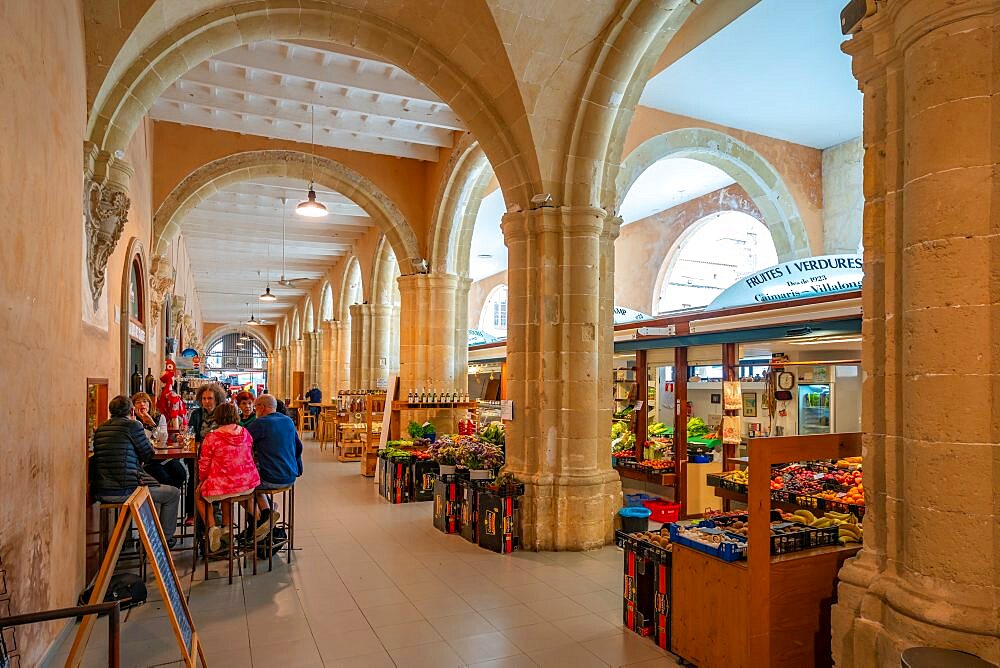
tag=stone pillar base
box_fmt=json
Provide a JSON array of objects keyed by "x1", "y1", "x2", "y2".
[{"x1": 511, "y1": 469, "x2": 621, "y2": 551}]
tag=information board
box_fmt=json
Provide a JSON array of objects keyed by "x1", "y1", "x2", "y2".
[{"x1": 67, "y1": 487, "x2": 205, "y2": 667}]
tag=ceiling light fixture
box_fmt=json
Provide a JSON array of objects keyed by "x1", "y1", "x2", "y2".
[
  {"x1": 295, "y1": 105, "x2": 328, "y2": 218},
  {"x1": 259, "y1": 286, "x2": 277, "y2": 302},
  {"x1": 259, "y1": 242, "x2": 278, "y2": 301}
]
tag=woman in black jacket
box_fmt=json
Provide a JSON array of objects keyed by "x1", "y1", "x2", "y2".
[{"x1": 90, "y1": 395, "x2": 180, "y2": 545}]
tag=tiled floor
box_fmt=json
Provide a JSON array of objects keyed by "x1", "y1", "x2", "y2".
[{"x1": 52, "y1": 439, "x2": 680, "y2": 667}]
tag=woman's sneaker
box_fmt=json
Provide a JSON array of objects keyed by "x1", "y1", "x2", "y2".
[
  {"x1": 208, "y1": 526, "x2": 222, "y2": 553},
  {"x1": 253, "y1": 509, "x2": 280, "y2": 541}
]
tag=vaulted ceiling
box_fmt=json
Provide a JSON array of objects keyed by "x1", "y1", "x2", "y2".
[
  {"x1": 152, "y1": 39, "x2": 463, "y2": 325},
  {"x1": 185, "y1": 176, "x2": 374, "y2": 323}
]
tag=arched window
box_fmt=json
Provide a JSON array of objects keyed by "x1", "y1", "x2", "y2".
[
  {"x1": 292, "y1": 310, "x2": 301, "y2": 340},
  {"x1": 128, "y1": 258, "x2": 143, "y2": 323},
  {"x1": 479, "y1": 284, "x2": 508, "y2": 338},
  {"x1": 304, "y1": 298, "x2": 314, "y2": 332},
  {"x1": 656, "y1": 211, "x2": 777, "y2": 313},
  {"x1": 205, "y1": 333, "x2": 268, "y2": 372}
]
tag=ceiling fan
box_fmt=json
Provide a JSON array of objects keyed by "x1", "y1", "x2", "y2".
[{"x1": 276, "y1": 197, "x2": 308, "y2": 288}]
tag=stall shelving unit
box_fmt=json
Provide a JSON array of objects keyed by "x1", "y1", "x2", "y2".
[{"x1": 670, "y1": 432, "x2": 862, "y2": 668}]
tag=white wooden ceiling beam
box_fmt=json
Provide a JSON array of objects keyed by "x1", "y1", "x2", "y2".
[
  {"x1": 151, "y1": 100, "x2": 439, "y2": 161},
  {"x1": 177, "y1": 63, "x2": 464, "y2": 130},
  {"x1": 184, "y1": 206, "x2": 374, "y2": 230}
]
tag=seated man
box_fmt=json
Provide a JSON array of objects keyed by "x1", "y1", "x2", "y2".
[
  {"x1": 90, "y1": 395, "x2": 181, "y2": 547},
  {"x1": 305, "y1": 384, "x2": 322, "y2": 417},
  {"x1": 245, "y1": 394, "x2": 303, "y2": 540}
]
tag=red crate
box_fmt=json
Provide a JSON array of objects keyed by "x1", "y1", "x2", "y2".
[{"x1": 643, "y1": 500, "x2": 681, "y2": 524}]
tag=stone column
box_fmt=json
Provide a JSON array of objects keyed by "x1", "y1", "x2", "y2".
[
  {"x1": 370, "y1": 303, "x2": 395, "y2": 390},
  {"x1": 321, "y1": 321, "x2": 337, "y2": 399},
  {"x1": 833, "y1": 2, "x2": 999, "y2": 665},
  {"x1": 349, "y1": 304, "x2": 372, "y2": 389},
  {"x1": 281, "y1": 345, "x2": 291, "y2": 400},
  {"x1": 398, "y1": 273, "x2": 467, "y2": 393},
  {"x1": 336, "y1": 319, "x2": 351, "y2": 391},
  {"x1": 501, "y1": 206, "x2": 621, "y2": 551},
  {"x1": 290, "y1": 340, "x2": 303, "y2": 396}
]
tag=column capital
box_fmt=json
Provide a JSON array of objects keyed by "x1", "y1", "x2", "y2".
[
  {"x1": 397, "y1": 271, "x2": 463, "y2": 292},
  {"x1": 500, "y1": 205, "x2": 613, "y2": 243}
]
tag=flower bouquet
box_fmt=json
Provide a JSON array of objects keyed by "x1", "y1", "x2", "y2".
[
  {"x1": 427, "y1": 437, "x2": 460, "y2": 474},
  {"x1": 455, "y1": 437, "x2": 504, "y2": 479}
]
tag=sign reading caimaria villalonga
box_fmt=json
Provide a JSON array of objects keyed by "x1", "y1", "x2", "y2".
[{"x1": 706, "y1": 254, "x2": 863, "y2": 311}]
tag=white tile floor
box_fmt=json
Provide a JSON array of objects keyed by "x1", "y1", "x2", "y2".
[{"x1": 52, "y1": 438, "x2": 680, "y2": 667}]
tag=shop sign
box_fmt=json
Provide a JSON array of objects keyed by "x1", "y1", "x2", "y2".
[
  {"x1": 614, "y1": 305, "x2": 652, "y2": 324},
  {"x1": 180, "y1": 348, "x2": 198, "y2": 357},
  {"x1": 128, "y1": 321, "x2": 146, "y2": 343},
  {"x1": 706, "y1": 254, "x2": 863, "y2": 311},
  {"x1": 192, "y1": 356, "x2": 201, "y2": 370}
]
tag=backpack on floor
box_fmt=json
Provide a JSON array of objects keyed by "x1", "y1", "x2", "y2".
[
  {"x1": 256, "y1": 525, "x2": 288, "y2": 560},
  {"x1": 78, "y1": 573, "x2": 148, "y2": 612}
]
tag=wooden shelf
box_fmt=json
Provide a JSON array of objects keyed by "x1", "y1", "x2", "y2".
[
  {"x1": 614, "y1": 466, "x2": 676, "y2": 487},
  {"x1": 710, "y1": 485, "x2": 806, "y2": 514},
  {"x1": 391, "y1": 401, "x2": 478, "y2": 410}
]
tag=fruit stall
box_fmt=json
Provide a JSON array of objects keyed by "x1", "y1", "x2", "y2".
[{"x1": 669, "y1": 432, "x2": 863, "y2": 668}]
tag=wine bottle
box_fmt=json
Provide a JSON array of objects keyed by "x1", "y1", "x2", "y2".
[
  {"x1": 130, "y1": 365, "x2": 142, "y2": 395},
  {"x1": 144, "y1": 367, "x2": 155, "y2": 395}
]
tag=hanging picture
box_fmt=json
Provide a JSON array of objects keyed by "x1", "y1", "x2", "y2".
[
  {"x1": 723, "y1": 381, "x2": 742, "y2": 411},
  {"x1": 721, "y1": 415, "x2": 742, "y2": 444},
  {"x1": 710, "y1": 393, "x2": 721, "y2": 404},
  {"x1": 743, "y1": 392, "x2": 758, "y2": 417}
]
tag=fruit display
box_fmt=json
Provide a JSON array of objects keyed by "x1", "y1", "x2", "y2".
[
  {"x1": 783, "y1": 509, "x2": 863, "y2": 544},
  {"x1": 643, "y1": 437, "x2": 673, "y2": 461},
  {"x1": 647, "y1": 422, "x2": 672, "y2": 437},
  {"x1": 710, "y1": 460, "x2": 866, "y2": 514},
  {"x1": 625, "y1": 529, "x2": 673, "y2": 552},
  {"x1": 612, "y1": 421, "x2": 636, "y2": 453},
  {"x1": 668, "y1": 521, "x2": 747, "y2": 562}
]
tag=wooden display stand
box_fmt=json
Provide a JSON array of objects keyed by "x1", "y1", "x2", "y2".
[
  {"x1": 385, "y1": 380, "x2": 478, "y2": 440},
  {"x1": 361, "y1": 393, "x2": 386, "y2": 476},
  {"x1": 68, "y1": 487, "x2": 206, "y2": 667},
  {"x1": 670, "y1": 432, "x2": 862, "y2": 668}
]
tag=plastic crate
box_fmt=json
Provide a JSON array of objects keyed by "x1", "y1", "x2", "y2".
[
  {"x1": 625, "y1": 493, "x2": 653, "y2": 507},
  {"x1": 643, "y1": 499, "x2": 681, "y2": 524},
  {"x1": 667, "y1": 523, "x2": 747, "y2": 562}
]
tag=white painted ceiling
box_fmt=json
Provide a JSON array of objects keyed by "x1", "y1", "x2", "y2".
[
  {"x1": 619, "y1": 158, "x2": 736, "y2": 224},
  {"x1": 639, "y1": 0, "x2": 862, "y2": 149},
  {"x1": 184, "y1": 176, "x2": 373, "y2": 323},
  {"x1": 150, "y1": 39, "x2": 463, "y2": 161},
  {"x1": 469, "y1": 189, "x2": 507, "y2": 281}
]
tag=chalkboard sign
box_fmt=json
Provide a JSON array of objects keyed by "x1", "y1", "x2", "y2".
[
  {"x1": 68, "y1": 487, "x2": 205, "y2": 666},
  {"x1": 135, "y1": 495, "x2": 193, "y2": 653}
]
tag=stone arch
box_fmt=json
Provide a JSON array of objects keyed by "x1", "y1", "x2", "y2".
[
  {"x1": 281, "y1": 319, "x2": 290, "y2": 347},
  {"x1": 320, "y1": 281, "x2": 334, "y2": 322},
  {"x1": 86, "y1": 1, "x2": 538, "y2": 210},
  {"x1": 120, "y1": 237, "x2": 149, "y2": 393},
  {"x1": 303, "y1": 296, "x2": 315, "y2": 333},
  {"x1": 371, "y1": 236, "x2": 400, "y2": 307},
  {"x1": 292, "y1": 309, "x2": 301, "y2": 341},
  {"x1": 205, "y1": 323, "x2": 273, "y2": 352},
  {"x1": 560, "y1": 1, "x2": 696, "y2": 210},
  {"x1": 428, "y1": 134, "x2": 495, "y2": 277},
  {"x1": 478, "y1": 283, "x2": 509, "y2": 338},
  {"x1": 616, "y1": 129, "x2": 810, "y2": 259},
  {"x1": 153, "y1": 150, "x2": 419, "y2": 266},
  {"x1": 337, "y1": 256, "x2": 364, "y2": 322}
]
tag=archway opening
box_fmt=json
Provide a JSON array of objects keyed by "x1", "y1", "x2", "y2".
[
  {"x1": 478, "y1": 284, "x2": 508, "y2": 339},
  {"x1": 655, "y1": 211, "x2": 777, "y2": 313},
  {"x1": 204, "y1": 332, "x2": 269, "y2": 390}
]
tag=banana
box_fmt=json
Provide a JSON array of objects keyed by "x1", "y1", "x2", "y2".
[
  {"x1": 838, "y1": 536, "x2": 860, "y2": 544},
  {"x1": 838, "y1": 524, "x2": 861, "y2": 538},
  {"x1": 793, "y1": 510, "x2": 816, "y2": 524},
  {"x1": 811, "y1": 518, "x2": 832, "y2": 528}
]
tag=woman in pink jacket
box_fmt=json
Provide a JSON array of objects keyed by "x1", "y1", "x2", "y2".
[{"x1": 196, "y1": 402, "x2": 260, "y2": 552}]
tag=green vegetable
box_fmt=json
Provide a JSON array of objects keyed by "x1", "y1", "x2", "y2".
[
  {"x1": 479, "y1": 422, "x2": 506, "y2": 446},
  {"x1": 611, "y1": 421, "x2": 630, "y2": 439},
  {"x1": 687, "y1": 417, "x2": 710, "y2": 438},
  {"x1": 407, "y1": 421, "x2": 436, "y2": 438},
  {"x1": 647, "y1": 422, "x2": 672, "y2": 437}
]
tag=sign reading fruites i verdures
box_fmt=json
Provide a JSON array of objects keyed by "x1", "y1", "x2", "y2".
[{"x1": 706, "y1": 254, "x2": 863, "y2": 311}]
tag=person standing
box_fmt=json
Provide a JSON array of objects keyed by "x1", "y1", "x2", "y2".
[
  {"x1": 90, "y1": 396, "x2": 180, "y2": 546},
  {"x1": 305, "y1": 384, "x2": 322, "y2": 418}
]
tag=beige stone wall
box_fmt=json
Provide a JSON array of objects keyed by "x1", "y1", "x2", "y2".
[
  {"x1": 821, "y1": 137, "x2": 864, "y2": 255},
  {"x1": 467, "y1": 270, "x2": 509, "y2": 330}
]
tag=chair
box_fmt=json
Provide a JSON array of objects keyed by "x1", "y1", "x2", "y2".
[
  {"x1": 252, "y1": 485, "x2": 295, "y2": 574},
  {"x1": 317, "y1": 411, "x2": 337, "y2": 452},
  {"x1": 198, "y1": 492, "x2": 256, "y2": 585}
]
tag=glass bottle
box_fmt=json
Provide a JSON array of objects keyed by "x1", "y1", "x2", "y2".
[
  {"x1": 144, "y1": 367, "x2": 155, "y2": 395},
  {"x1": 130, "y1": 365, "x2": 142, "y2": 395}
]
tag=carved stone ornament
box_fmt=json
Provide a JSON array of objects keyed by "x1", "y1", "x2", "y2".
[
  {"x1": 85, "y1": 177, "x2": 130, "y2": 307},
  {"x1": 148, "y1": 254, "x2": 175, "y2": 327}
]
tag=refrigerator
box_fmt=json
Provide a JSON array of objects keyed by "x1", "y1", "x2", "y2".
[{"x1": 798, "y1": 384, "x2": 832, "y2": 435}]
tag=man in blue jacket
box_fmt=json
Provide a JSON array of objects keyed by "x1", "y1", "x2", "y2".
[{"x1": 246, "y1": 394, "x2": 303, "y2": 540}]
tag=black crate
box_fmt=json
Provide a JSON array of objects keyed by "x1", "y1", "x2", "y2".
[
  {"x1": 377, "y1": 457, "x2": 388, "y2": 498},
  {"x1": 459, "y1": 480, "x2": 486, "y2": 544},
  {"x1": 411, "y1": 460, "x2": 437, "y2": 502},
  {"x1": 621, "y1": 533, "x2": 655, "y2": 637},
  {"x1": 433, "y1": 476, "x2": 462, "y2": 534},
  {"x1": 476, "y1": 489, "x2": 520, "y2": 553},
  {"x1": 650, "y1": 547, "x2": 672, "y2": 651}
]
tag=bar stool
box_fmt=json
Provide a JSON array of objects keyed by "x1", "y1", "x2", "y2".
[
  {"x1": 198, "y1": 492, "x2": 256, "y2": 585},
  {"x1": 318, "y1": 411, "x2": 337, "y2": 451},
  {"x1": 300, "y1": 412, "x2": 316, "y2": 433},
  {"x1": 98, "y1": 503, "x2": 146, "y2": 579},
  {"x1": 252, "y1": 485, "x2": 295, "y2": 574}
]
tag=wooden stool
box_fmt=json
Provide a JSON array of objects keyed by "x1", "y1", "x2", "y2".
[
  {"x1": 300, "y1": 413, "x2": 316, "y2": 433},
  {"x1": 318, "y1": 412, "x2": 337, "y2": 451},
  {"x1": 98, "y1": 503, "x2": 146, "y2": 580},
  {"x1": 198, "y1": 492, "x2": 255, "y2": 585},
  {"x1": 252, "y1": 485, "x2": 295, "y2": 574}
]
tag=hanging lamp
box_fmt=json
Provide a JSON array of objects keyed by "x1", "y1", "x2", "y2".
[
  {"x1": 295, "y1": 105, "x2": 328, "y2": 218},
  {"x1": 259, "y1": 286, "x2": 277, "y2": 302},
  {"x1": 259, "y1": 243, "x2": 278, "y2": 301}
]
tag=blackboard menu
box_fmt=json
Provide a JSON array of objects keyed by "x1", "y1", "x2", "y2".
[{"x1": 136, "y1": 498, "x2": 193, "y2": 654}]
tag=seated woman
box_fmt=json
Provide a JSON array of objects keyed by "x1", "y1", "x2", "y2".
[
  {"x1": 195, "y1": 402, "x2": 261, "y2": 553},
  {"x1": 132, "y1": 391, "x2": 186, "y2": 490},
  {"x1": 235, "y1": 390, "x2": 256, "y2": 427}
]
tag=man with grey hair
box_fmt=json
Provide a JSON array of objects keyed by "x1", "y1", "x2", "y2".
[{"x1": 245, "y1": 394, "x2": 303, "y2": 539}]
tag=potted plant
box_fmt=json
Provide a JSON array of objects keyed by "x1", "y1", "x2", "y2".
[
  {"x1": 427, "y1": 438, "x2": 459, "y2": 474},
  {"x1": 408, "y1": 420, "x2": 437, "y2": 443},
  {"x1": 457, "y1": 439, "x2": 504, "y2": 479}
]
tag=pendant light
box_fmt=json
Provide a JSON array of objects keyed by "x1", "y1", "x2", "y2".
[
  {"x1": 295, "y1": 105, "x2": 328, "y2": 218},
  {"x1": 259, "y1": 241, "x2": 277, "y2": 301}
]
